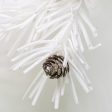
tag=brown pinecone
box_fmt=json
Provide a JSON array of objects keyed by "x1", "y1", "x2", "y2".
[{"x1": 43, "y1": 55, "x2": 69, "y2": 79}]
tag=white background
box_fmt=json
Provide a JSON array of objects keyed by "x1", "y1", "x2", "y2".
[{"x1": 0, "y1": 0, "x2": 112, "y2": 112}]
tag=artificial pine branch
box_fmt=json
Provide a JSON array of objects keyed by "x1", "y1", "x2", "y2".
[{"x1": 0, "y1": 0, "x2": 101, "y2": 109}]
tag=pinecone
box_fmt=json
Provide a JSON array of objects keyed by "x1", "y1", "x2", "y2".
[{"x1": 43, "y1": 55, "x2": 69, "y2": 79}]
